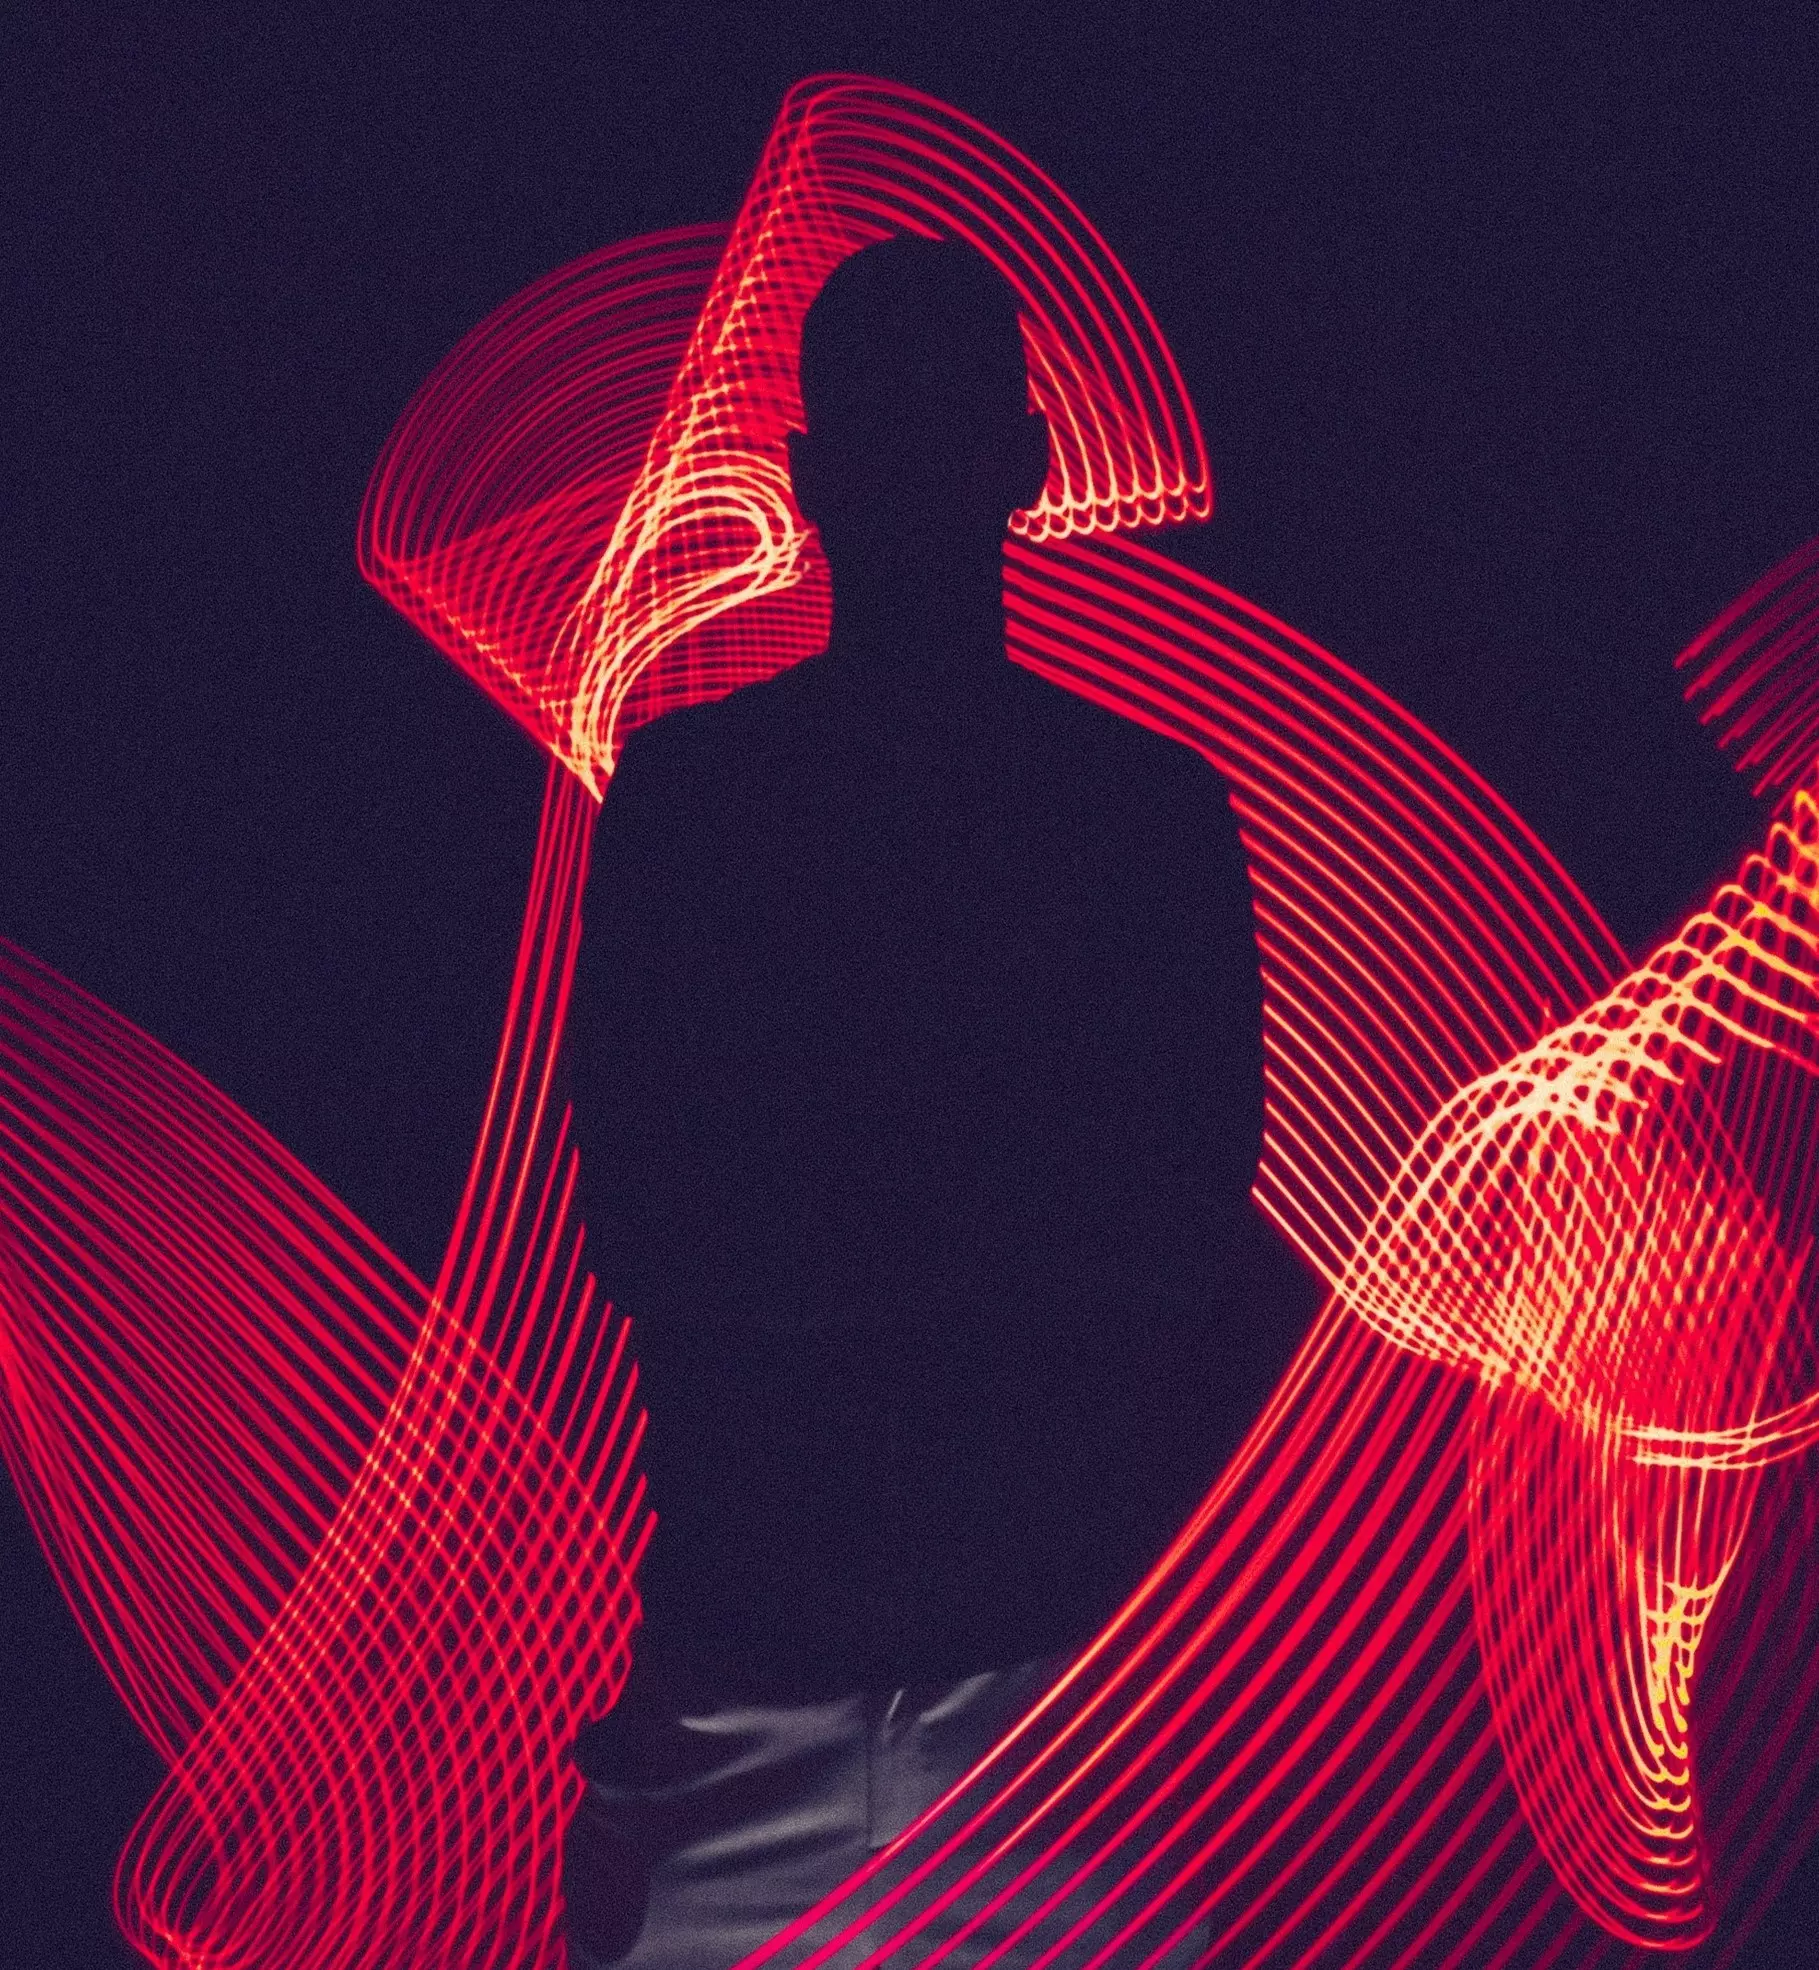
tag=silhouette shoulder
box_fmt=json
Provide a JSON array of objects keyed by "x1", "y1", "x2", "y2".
[
  {"x1": 599, "y1": 656, "x2": 1246, "y2": 898},
  {"x1": 1005, "y1": 667, "x2": 1245, "y2": 858},
  {"x1": 1041, "y1": 676, "x2": 1221, "y2": 787},
  {"x1": 603, "y1": 660, "x2": 831, "y2": 819}
]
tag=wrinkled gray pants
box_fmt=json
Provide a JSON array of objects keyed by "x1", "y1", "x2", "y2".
[{"x1": 563, "y1": 1660, "x2": 1208, "y2": 1969}]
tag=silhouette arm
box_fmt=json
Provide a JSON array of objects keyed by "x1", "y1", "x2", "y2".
[
  {"x1": 570, "y1": 728, "x2": 677, "y2": 1317},
  {"x1": 1127, "y1": 748, "x2": 1265, "y2": 1248}
]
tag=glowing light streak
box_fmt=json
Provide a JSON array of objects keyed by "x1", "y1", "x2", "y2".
[
  {"x1": 2, "y1": 69, "x2": 1817, "y2": 1970},
  {"x1": 1, "y1": 770, "x2": 646, "y2": 1970},
  {"x1": 360, "y1": 76, "x2": 1209, "y2": 791}
]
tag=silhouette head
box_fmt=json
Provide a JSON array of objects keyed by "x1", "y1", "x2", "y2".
[{"x1": 787, "y1": 237, "x2": 1051, "y2": 587}]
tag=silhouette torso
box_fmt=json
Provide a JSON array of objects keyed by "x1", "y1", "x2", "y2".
[{"x1": 570, "y1": 648, "x2": 1280, "y2": 1700}]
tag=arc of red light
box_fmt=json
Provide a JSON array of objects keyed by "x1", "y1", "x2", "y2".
[
  {"x1": 0, "y1": 765, "x2": 648, "y2": 1970},
  {"x1": 725, "y1": 531, "x2": 1819, "y2": 1962},
  {"x1": 360, "y1": 76, "x2": 1210, "y2": 793}
]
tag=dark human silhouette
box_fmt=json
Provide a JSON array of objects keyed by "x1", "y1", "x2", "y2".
[{"x1": 568, "y1": 237, "x2": 1281, "y2": 1709}]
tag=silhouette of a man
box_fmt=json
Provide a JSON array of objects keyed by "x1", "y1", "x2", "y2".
[{"x1": 563, "y1": 237, "x2": 1284, "y2": 1966}]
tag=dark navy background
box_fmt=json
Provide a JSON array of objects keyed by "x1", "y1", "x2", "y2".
[{"x1": 4, "y1": 4, "x2": 1817, "y2": 1963}]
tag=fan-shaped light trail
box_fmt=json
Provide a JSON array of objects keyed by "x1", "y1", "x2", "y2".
[
  {"x1": 0, "y1": 763, "x2": 643, "y2": 1970},
  {"x1": 2, "y1": 71, "x2": 1817, "y2": 1970},
  {"x1": 361, "y1": 78, "x2": 1207, "y2": 795}
]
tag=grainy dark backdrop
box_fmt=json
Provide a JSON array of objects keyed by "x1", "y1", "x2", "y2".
[{"x1": 4, "y1": 4, "x2": 1817, "y2": 1964}]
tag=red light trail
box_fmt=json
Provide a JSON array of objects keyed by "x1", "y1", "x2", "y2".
[{"x1": 3, "y1": 72, "x2": 1818, "y2": 1968}]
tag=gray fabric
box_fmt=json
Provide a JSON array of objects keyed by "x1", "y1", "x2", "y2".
[{"x1": 563, "y1": 1660, "x2": 1208, "y2": 1969}]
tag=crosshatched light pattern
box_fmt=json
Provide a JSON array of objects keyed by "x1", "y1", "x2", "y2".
[
  {"x1": 359, "y1": 76, "x2": 1209, "y2": 793},
  {"x1": 2, "y1": 69, "x2": 1819, "y2": 1970}
]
